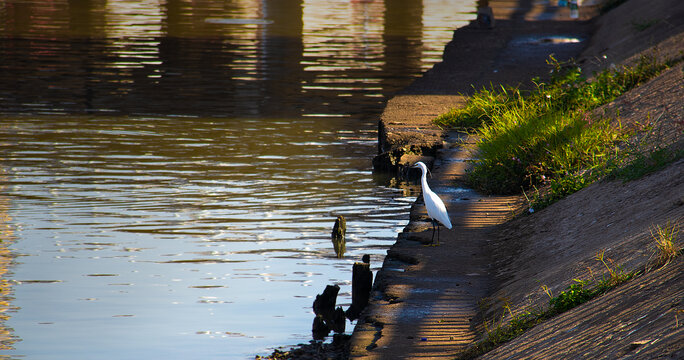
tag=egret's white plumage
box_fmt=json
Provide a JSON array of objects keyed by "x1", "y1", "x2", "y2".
[{"x1": 412, "y1": 161, "x2": 451, "y2": 245}]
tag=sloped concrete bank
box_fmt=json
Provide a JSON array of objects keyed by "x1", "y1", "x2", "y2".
[{"x1": 350, "y1": 0, "x2": 684, "y2": 359}]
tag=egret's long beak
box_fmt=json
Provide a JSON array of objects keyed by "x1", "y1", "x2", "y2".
[{"x1": 411, "y1": 163, "x2": 431, "y2": 177}]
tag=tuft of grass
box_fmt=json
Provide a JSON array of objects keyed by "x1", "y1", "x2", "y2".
[
  {"x1": 467, "y1": 305, "x2": 544, "y2": 359},
  {"x1": 547, "y1": 279, "x2": 593, "y2": 313},
  {"x1": 548, "y1": 250, "x2": 635, "y2": 315},
  {"x1": 650, "y1": 222, "x2": 681, "y2": 268},
  {"x1": 608, "y1": 146, "x2": 684, "y2": 182},
  {"x1": 631, "y1": 18, "x2": 660, "y2": 32},
  {"x1": 435, "y1": 54, "x2": 674, "y2": 206},
  {"x1": 434, "y1": 86, "x2": 521, "y2": 130}
]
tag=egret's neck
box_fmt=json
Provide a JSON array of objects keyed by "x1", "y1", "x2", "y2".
[{"x1": 420, "y1": 170, "x2": 431, "y2": 194}]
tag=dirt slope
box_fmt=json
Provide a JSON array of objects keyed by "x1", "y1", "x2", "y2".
[{"x1": 469, "y1": 0, "x2": 684, "y2": 357}]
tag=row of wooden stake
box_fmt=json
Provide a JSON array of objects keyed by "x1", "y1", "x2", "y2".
[{"x1": 311, "y1": 215, "x2": 373, "y2": 340}]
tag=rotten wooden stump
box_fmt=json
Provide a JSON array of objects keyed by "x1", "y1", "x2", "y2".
[
  {"x1": 312, "y1": 284, "x2": 346, "y2": 340},
  {"x1": 313, "y1": 284, "x2": 339, "y2": 319},
  {"x1": 345, "y1": 259, "x2": 372, "y2": 320}
]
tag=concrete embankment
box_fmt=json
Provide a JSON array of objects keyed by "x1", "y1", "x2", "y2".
[{"x1": 350, "y1": 0, "x2": 683, "y2": 359}]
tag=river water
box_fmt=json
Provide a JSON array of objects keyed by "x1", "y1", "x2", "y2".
[{"x1": 0, "y1": 0, "x2": 475, "y2": 358}]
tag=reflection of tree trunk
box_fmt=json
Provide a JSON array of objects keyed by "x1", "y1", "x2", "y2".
[
  {"x1": 383, "y1": 0, "x2": 423, "y2": 94},
  {"x1": 164, "y1": 0, "x2": 183, "y2": 37},
  {"x1": 261, "y1": 0, "x2": 304, "y2": 117}
]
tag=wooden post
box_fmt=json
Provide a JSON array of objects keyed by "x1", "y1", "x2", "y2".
[
  {"x1": 345, "y1": 260, "x2": 372, "y2": 320},
  {"x1": 331, "y1": 215, "x2": 346, "y2": 258}
]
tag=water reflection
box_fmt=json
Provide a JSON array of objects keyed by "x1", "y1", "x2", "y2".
[
  {"x1": 0, "y1": 0, "x2": 476, "y2": 358},
  {"x1": 0, "y1": 0, "x2": 475, "y2": 118}
]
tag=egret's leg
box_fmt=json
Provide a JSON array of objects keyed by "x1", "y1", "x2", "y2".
[
  {"x1": 436, "y1": 224, "x2": 440, "y2": 246},
  {"x1": 430, "y1": 220, "x2": 436, "y2": 244}
]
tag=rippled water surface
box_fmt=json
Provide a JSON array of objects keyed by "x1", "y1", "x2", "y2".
[{"x1": 0, "y1": 0, "x2": 475, "y2": 358}]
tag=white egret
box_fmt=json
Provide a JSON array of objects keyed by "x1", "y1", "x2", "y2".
[{"x1": 412, "y1": 161, "x2": 452, "y2": 245}]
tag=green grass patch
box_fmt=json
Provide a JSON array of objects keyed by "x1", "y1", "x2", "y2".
[
  {"x1": 434, "y1": 86, "x2": 520, "y2": 130},
  {"x1": 435, "y1": 54, "x2": 674, "y2": 205},
  {"x1": 631, "y1": 18, "x2": 660, "y2": 32},
  {"x1": 608, "y1": 146, "x2": 684, "y2": 182}
]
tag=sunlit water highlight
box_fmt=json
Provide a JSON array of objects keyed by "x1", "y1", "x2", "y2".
[{"x1": 0, "y1": 0, "x2": 477, "y2": 358}]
